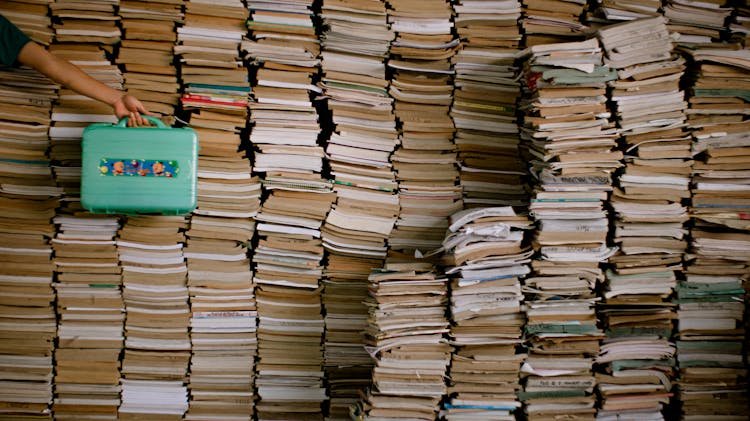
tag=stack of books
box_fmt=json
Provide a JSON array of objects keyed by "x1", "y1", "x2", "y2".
[
  {"x1": 682, "y1": 46, "x2": 750, "y2": 234},
  {"x1": 0, "y1": 187, "x2": 58, "y2": 419},
  {"x1": 319, "y1": 0, "x2": 399, "y2": 260},
  {"x1": 594, "y1": 17, "x2": 689, "y2": 420},
  {"x1": 675, "y1": 260, "x2": 748, "y2": 418},
  {"x1": 322, "y1": 254, "x2": 381, "y2": 419},
  {"x1": 387, "y1": 0, "x2": 462, "y2": 253},
  {"x1": 117, "y1": 216, "x2": 190, "y2": 420},
  {"x1": 584, "y1": 0, "x2": 660, "y2": 26},
  {"x1": 176, "y1": 0, "x2": 248, "y2": 117},
  {"x1": 677, "y1": 43, "x2": 750, "y2": 420},
  {"x1": 183, "y1": 218, "x2": 257, "y2": 420},
  {"x1": 663, "y1": 0, "x2": 733, "y2": 45},
  {"x1": 243, "y1": 0, "x2": 323, "y2": 188},
  {"x1": 0, "y1": 1, "x2": 54, "y2": 45},
  {"x1": 730, "y1": 5, "x2": 750, "y2": 45},
  {"x1": 520, "y1": 38, "x2": 619, "y2": 420},
  {"x1": 0, "y1": 48, "x2": 59, "y2": 420},
  {"x1": 353, "y1": 259, "x2": 451, "y2": 420},
  {"x1": 521, "y1": 0, "x2": 590, "y2": 47},
  {"x1": 452, "y1": 0, "x2": 528, "y2": 209},
  {"x1": 118, "y1": 0, "x2": 183, "y2": 122},
  {"x1": 50, "y1": 0, "x2": 121, "y2": 45},
  {"x1": 439, "y1": 207, "x2": 533, "y2": 420},
  {"x1": 318, "y1": 1, "x2": 394, "y2": 415},
  {"x1": 52, "y1": 214, "x2": 123, "y2": 421},
  {"x1": 252, "y1": 188, "x2": 334, "y2": 418}
]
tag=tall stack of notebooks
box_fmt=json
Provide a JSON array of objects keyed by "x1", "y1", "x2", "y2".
[
  {"x1": 322, "y1": 255, "x2": 381, "y2": 419},
  {"x1": 594, "y1": 17, "x2": 688, "y2": 420},
  {"x1": 117, "y1": 216, "x2": 190, "y2": 420},
  {"x1": 252, "y1": 188, "x2": 334, "y2": 418},
  {"x1": 319, "y1": 0, "x2": 398, "y2": 260},
  {"x1": 677, "y1": 43, "x2": 750, "y2": 420},
  {"x1": 0, "y1": 42, "x2": 59, "y2": 419},
  {"x1": 184, "y1": 217, "x2": 257, "y2": 420},
  {"x1": 0, "y1": 1, "x2": 54, "y2": 45},
  {"x1": 520, "y1": 37, "x2": 619, "y2": 420},
  {"x1": 0, "y1": 187, "x2": 58, "y2": 420},
  {"x1": 451, "y1": 0, "x2": 528, "y2": 209},
  {"x1": 118, "y1": 0, "x2": 183, "y2": 122},
  {"x1": 387, "y1": 0, "x2": 462, "y2": 253},
  {"x1": 175, "y1": 0, "x2": 248, "y2": 119},
  {"x1": 51, "y1": 215, "x2": 123, "y2": 421},
  {"x1": 439, "y1": 207, "x2": 533, "y2": 420},
  {"x1": 318, "y1": 1, "x2": 394, "y2": 415},
  {"x1": 243, "y1": 0, "x2": 323, "y2": 190},
  {"x1": 353, "y1": 258, "x2": 451, "y2": 419},
  {"x1": 520, "y1": 0, "x2": 590, "y2": 47}
]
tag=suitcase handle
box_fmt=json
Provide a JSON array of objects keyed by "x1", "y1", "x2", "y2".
[{"x1": 115, "y1": 115, "x2": 167, "y2": 128}]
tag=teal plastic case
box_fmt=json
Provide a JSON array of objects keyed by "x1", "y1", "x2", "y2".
[{"x1": 81, "y1": 116, "x2": 199, "y2": 215}]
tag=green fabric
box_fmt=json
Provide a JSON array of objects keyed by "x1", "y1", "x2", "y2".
[{"x1": 0, "y1": 15, "x2": 32, "y2": 66}]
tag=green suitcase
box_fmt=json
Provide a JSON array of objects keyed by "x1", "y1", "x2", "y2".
[{"x1": 81, "y1": 116, "x2": 199, "y2": 215}]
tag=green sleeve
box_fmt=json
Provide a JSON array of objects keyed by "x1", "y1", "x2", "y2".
[{"x1": 0, "y1": 15, "x2": 32, "y2": 67}]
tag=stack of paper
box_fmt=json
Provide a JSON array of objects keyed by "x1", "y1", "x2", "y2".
[
  {"x1": 729, "y1": 5, "x2": 750, "y2": 44},
  {"x1": 117, "y1": 216, "x2": 190, "y2": 420},
  {"x1": 585, "y1": 0, "x2": 660, "y2": 26},
  {"x1": 243, "y1": 0, "x2": 323, "y2": 191},
  {"x1": 0, "y1": 54, "x2": 59, "y2": 420},
  {"x1": 52, "y1": 215, "x2": 123, "y2": 420},
  {"x1": 183, "y1": 217, "x2": 257, "y2": 420},
  {"x1": 387, "y1": 0, "x2": 462, "y2": 253},
  {"x1": 663, "y1": 0, "x2": 733, "y2": 45},
  {"x1": 675, "y1": 269, "x2": 748, "y2": 418},
  {"x1": 322, "y1": 254, "x2": 381, "y2": 419},
  {"x1": 118, "y1": 0, "x2": 183, "y2": 121},
  {"x1": 682, "y1": 47, "x2": 750, "y2": 233},
  {"x1": 678, "y1": 40, "x2": 750, "y2": 420},
  {"x1": 176, "y1": 0, "x2": 248, "y2": 117},
  {"x1": 521, "y1": 0, "x2": 590, "y2": 46},
  {"x1": 0, "y1": 187, "x2": 58, "y2": 420},
  {"x1": 353, "y1": 259, "x2": 451, "y2": 420},
  {"x1": 50, "y1": 0, "x2": 121, "y2": 45},
  {"x1": 0, "y1": 1, "x2": 54, "y2": 45},
  {"x1": 452, "y1": 0, "x2": 527, "y2": 209},
  {"x1": 319, "y1": 0, "x2": 399, "y2": 261},
  {"x1": 253, "y1": 188, "x2": 334, "y2": 419},
  {"x1": 439, "y1": 207, "x2": 533, "y2": 420},
  {"x1": 47, "y1": 43, "x2": 121, "y2": 204}
]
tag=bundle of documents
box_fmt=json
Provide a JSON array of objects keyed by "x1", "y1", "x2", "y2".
[
  {"x1": 663, "y1": 0, "x2": 733, "y2": 45},
  {"x1": 440, "y1": 207, "x2": 533, "y2": 420},
  {"x1": 585, "y1": 0, "x2": 660, "y2": 25},
  {"x1": 50, "y1": 0, "x2": 121, "y2": 45},
  {"x1": 0, "y1": 1, "x2": 54, "y2": 45}
]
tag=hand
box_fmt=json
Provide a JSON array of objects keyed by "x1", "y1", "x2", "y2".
[{"x1": 112, "y1": 94, "x2": 155, "y2": 127}]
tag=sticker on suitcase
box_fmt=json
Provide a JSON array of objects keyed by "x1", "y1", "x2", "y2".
[{"x1": 99, "y1": 158, "x2": 179, "y2": 178}]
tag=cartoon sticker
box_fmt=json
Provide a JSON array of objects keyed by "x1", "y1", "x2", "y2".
[{"x1": 100, "y1": 158, "x2": 179, "y2": 178}]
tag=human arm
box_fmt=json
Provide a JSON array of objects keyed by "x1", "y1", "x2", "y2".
[{"x1": 16, "y1": 41, "x2": 153, "y2": 127}]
